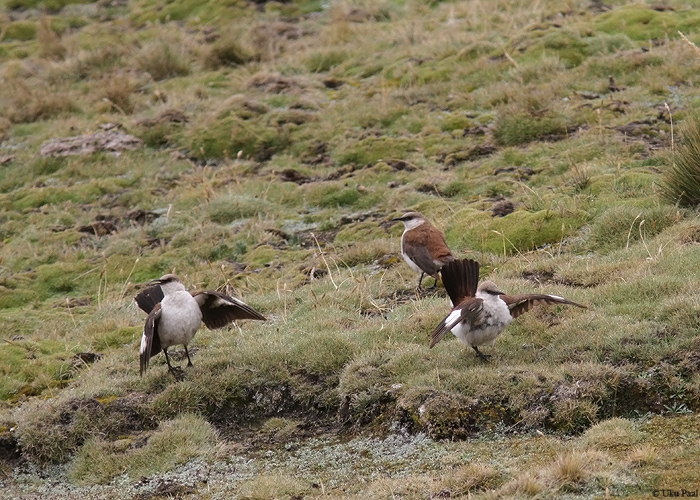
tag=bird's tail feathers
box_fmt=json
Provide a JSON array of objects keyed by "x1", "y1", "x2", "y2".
[{"x1": 440, "y1": 258, "x2": 480, "y2": 305}]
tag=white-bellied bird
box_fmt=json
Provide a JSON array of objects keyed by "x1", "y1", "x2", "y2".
[
  {"x1": 135, "y1": 274, "x2": 266, "y2": 376},
  {"x1": 391, "y1": 211, "x2": 455, "y2": 289},
  {"x1": 430, "y1": 259, "x2": 586, "y2": 361}
]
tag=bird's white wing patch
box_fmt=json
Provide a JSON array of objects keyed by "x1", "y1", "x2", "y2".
[
  {"x1": 445, "y1": 309, "x2": 465, "y2": 331},
  {"x1": 140, "y1": 331, "x2": 148, "y2": 355},
  {"x1": 210, "y1": 296, "x2": 230, "y2": 308}
]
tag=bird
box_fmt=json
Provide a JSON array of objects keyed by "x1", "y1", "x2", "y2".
[
  {"x1": 134, "y1": 274, "x2": 266, "y2": 376},
  {"x1": 429, "y1": 259, "x2": 586, "y2": 361},
  {"x1": 391, "y1": 211, "x2": 455, "y2": 289}
]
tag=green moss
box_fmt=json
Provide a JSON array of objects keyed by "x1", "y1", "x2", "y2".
[
  {"x1": 321, "y1": 187, "x2": 362, "y2": 208},
  {"x1": 438, "y1": 113, "x2": 470, "y2": 132},
  {"x1": 288, "y1": 334, "x2": 356, "y2": 376},
  {"x1": 30, "y1": 156, "x2": 68, "y2": 176},
  {"x1": 585, "y1": 33, "x2": 635, "y2": 55},
  {"x1": 245, "y1": 245, "x2": 279, "y2": 268},
  {"x1": 0, "y1": 287, "x2": 36, "y2": 309},
  {"x1": 526, "y1": 29, "x2": 590, "y2": 67},
  {"x1": 93, "y1": 327, "x2": 139, "y2": 351},
  {"x1": 130, "y1": 0, "x2": 252, "y2": 25},
  {"x1": 595, "y1": 6, "x2": 700, "y2": 42},
  {"x1": 301, "y1": 182, "x2": 367, "y2": 209},
  {"x1": 306, "y1": 50, "x2": 349, "y2": 73},
  {"x1": 70, "y1": 413, "x2": 216, "y2": 484},
  {"x1": 4, "y1": 22, "x2": 37, "y2": 41},
  {"x1": 206, "y1": 195, "x2": 273, "y2": 224},
  {"x1": 10, "y1": 185, "x2": 106, "y2": 211},
  {"x1": 447, "y1": 208, "x2": 587, "y2": 255},
  {"x1": 334, "y1": 222, "x2": 387, "y2": 246},
  {"x1": 7, "y1": 0, "x2": 96, "y2": 10},
  {"x1": 33, "y1": 262, "x2": 94, "y2": 298},
  {"x1": 136, "y1": 122, "x2": 180, "y2": 148},
  {"x1": 334, "y1": 136, "x2": 416, "y2": 166},
  {"x1": 587, "y1": 205, "x2": 683, "y2": 252},
  {"x1": 0, "y1": 337, "x2": 78, "y2": 402},
  {"x1": 186, "y1": 115, "x2": 291, "y2": 162}
]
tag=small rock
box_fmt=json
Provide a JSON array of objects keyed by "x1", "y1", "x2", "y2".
[{"x1": 491, "y1": 199, "x2": 515, "y2": 217}]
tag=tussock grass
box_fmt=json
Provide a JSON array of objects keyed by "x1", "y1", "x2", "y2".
[
  {"x1": 203, "y1": 33, "x2": 254, "y2": 70},
  {"x1": 37, "y1": 16, "x2": 66, "y2": 61},
  {"x1": 662, "y1": 111, "x2": 700, "y2": 207},
  {"x1": 69, "y1": 413, "x2": 218, "y2": 484},
  {"x1": 0, "y1": 77, "x2": 76, "y2": 123},
  {"x1": 135, "y1": 40, "x2": 191, "y2": 81},
  {"x1": 236, "y1": 473, "x2": 310, "y2": 500}
]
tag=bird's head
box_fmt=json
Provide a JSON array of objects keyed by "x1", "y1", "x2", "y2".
[
  {"x1": 391, "y1": 211, "x2": 426, "y2": 230},
  {"x1": 150, "y1": 274, "x2": 186, "y2": 294},
  {"x1": 477, "y1": 280, "x2": 505, "y2": 296}
]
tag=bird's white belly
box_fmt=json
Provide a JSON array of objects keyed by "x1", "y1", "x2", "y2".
[
  {"x1": 159, "y1": 296, "x2": 202, "y2": 349},
  {"x1": 450, "y1": 300, "x2": 513, "y2": 347}
]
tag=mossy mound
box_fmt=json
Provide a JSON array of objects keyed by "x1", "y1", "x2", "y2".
[
  {"x1": 447, "y1": 208, "x2": 588, "y2": 255},
  {"x1": 595, "y1": 6, "x2": 700, "y2": 42}
]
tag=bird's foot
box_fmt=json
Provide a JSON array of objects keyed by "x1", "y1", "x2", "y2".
[
  {"x1": 168, "y1": 366, "x2": 186, "y2": 380},
  {"x1": 473, "y1": 347, "x2": 491, "y2": 363}
]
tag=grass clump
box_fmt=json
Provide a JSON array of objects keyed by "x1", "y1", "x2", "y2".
[
  {"x1": 3, "y1": 21, "x2": 37, "y2": 41},
  {"x1": 204, "y1": 33, "x2": 255, "y2": 70},
  {"x1": 37, "y1": 16, "x2": 66, "y2": 60},
  {"x1": 16, "y1": 394, "x2": 155, "y2": 464},
  {"x1": 69, "y1": 413, "x2": 217, "y2": 484},
  {"x1": 447, "y1": 208, "x2": 587, "y2": 256},
  {"x1": 237, "y1": 473, "x2": 310, "y2": 500},
  {"x1": 135, "y1": 41, "x2": 191, "y2": 81},
  {"x1": 334, "y1": 136, "x2": 416, "y2": 166},
  {"x1": 0, "y1": 79, "x2": 76, "y2": 124},
  {"x1": 595, "y1": 6, "x2": 700, "y2": 41},
  {"x1": 187, "y1": 115, "x2": 291, "y2": 161},
  {"x1": 494, "y1": 109, "x2": 573, "y2": 146},
  {"x1": 587, "y1": 205, "x2": 683, "y2": 252},
  {"x1": 662, "y1": 111, "x2": 700, "y2": 207},
  {"x1": 206, "y1": 195, "x2": 273, "y2": 224}
]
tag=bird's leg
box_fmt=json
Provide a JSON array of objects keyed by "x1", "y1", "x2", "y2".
[
  {"x1": 427, "y1": 275, "x2": 439, "y2": 290},
  {"x1": 184, "y1": 346, "x2": 193, "y2": 367},
  {"x1": 163, "y1": 348, "x2": 184, "y2": 379},
  {"x1": 417, "y1": 272, "x2": 426, "y2": 289},
  {"x1": 472, "y1": 346, "x2": 491, "y2": 362}
]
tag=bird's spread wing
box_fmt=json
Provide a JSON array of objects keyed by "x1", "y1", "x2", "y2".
[
  {"x1": 194, "y1": 290, "x2": 267, "y2": 329},
  {"x1": 134, "y1": 285, "x2": 165, "y2": 314},
  {"x1": 140, "y1": 303, "x2": 162, "y2": 375},
  {"x1": 500, "y1": 293, "x2": 586, "y2": 319},
  {"x1": 429, "y1": 298, "x2": 484, "y2": 348}
]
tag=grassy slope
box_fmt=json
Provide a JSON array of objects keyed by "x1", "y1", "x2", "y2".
[{"x1": 1, "y1": 0, "x2": 700, "y2": 497}]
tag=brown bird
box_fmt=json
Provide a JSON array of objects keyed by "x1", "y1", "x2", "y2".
[
  {"x1": 135, "y1": 274, "x2": 266, "y2": 376},
  {"x1": 430, "y1": 259, "x2": 586, "y2": 361},
  {"x1": 391, "y1": 211, "x2": 455, "y2": 289}
]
